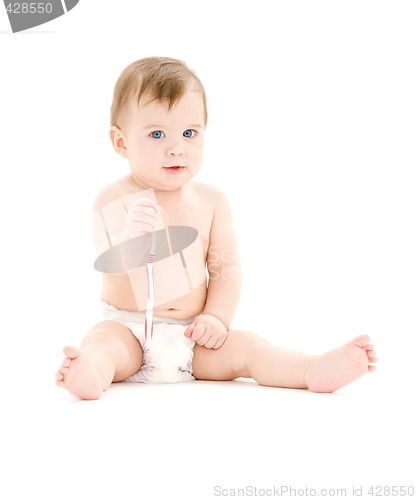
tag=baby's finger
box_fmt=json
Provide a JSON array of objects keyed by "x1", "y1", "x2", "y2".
[
  {"x1": 129, "y1": 212, "x2": 158, "y2": 226},
  {"x1": 129, "y1": 206, "x2": 159, "y2": 218},
  {"x1": 190, "y1": 323, "x2": 206, "y2": 342},
  {"x1": 131, "y1": 198, "x2": 159, "y2": 210},
  {"x1": 184, "y1": 323, "x2": 195, "y2": 337},
  {"x1": 195, "y1": 331, "x2": 212, "y2": 346},
  {"x1": 212, "y1": 336, "x2": 227, "y2": 350},
  {"x1": 204, "y1": 336, "x2": 218, "y2": 349}
]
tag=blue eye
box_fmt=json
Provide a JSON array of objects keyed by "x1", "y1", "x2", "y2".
[
  {"x1": 150, "y1": 130, "x2": 165, "y2": 139},
  {"x1": 183, "y1": 129, "x2": 195, "y2": 138}
]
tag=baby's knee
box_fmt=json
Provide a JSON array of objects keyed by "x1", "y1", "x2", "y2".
[
  {"x1": 227, "y1": 330, "x2": 269, "y2": 375},
  {"x1": 229, "y1": 330, "x2": 269, "y2": 350},
  {"x1": 82, "y1": 320, "x2": 131, "y2": 346}
]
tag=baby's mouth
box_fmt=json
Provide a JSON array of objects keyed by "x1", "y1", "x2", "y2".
[{"x1": 163, "y1": 166, "x2": 185, "y2": 174}]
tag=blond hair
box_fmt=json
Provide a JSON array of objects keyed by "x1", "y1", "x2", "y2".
[{"x1": 110, "y1": 56, "x2": 207, "y2": 129}]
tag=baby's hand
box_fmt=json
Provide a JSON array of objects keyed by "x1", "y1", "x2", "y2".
[
  {"x1": 184, "y1": 314, "x2": 228, "y2": 350},
  {"x1": 126, "y1": 198, "x2": 163, "y2": 239}
]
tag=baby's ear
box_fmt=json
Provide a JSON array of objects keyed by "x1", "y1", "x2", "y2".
[{"x1": 110, "y1": 126, "x2": 128, "y2": 158}]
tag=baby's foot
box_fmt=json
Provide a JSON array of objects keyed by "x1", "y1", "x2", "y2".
[
  {"x1": 305, "y1": 335, "x2": 378, "y2": 393},
  {"x1": 55, "y1": 346, "x2": 103, "y2": 400}
]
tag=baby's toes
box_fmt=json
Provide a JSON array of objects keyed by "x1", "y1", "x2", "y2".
[
  {"x1": 366, "y1": 346, "x2": 378, "y2": 370},
  {"x1": 362, "y1": 343, "x2": 374, "y2": 351},
  {"x1": 368, "y1": 351, "x2": 378, "y2": 363},
  {"x1": 354, "y1": 334, "x2": 371, "y2": 347},
  {"x1": 63, "y1": 346, "x2": 80, "y2": 359},
  {"x1": 62, "y1": 358, "x2": 72, "y2": 368}
]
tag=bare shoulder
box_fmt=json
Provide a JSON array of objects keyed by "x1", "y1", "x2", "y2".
[
  {"x1": 189, "y1": 181, "x2": 230, "y2": 209},
  {"x1": 93, "y1": 175, "x2": 138, "y2": 210}
]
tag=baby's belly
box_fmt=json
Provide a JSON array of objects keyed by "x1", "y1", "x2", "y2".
[
  {"x1": 98, "y1": 224, "x2": 208, "y2": 319},
  {"x1": 101, "y1": 274, "x2": 207, "y2": 320}
]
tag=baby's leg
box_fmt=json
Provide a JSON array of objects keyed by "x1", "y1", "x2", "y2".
[
  {"x1": 55, "y1": 320, "x2": 143, "y2": 400},
  {"x1": 192, "y1": 331, "x2": 377, "y2": 392},
  {"x1": 193, "y1": 331, "x2": 311, "y2": 388}
]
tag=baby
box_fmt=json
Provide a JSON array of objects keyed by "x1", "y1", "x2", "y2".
[{"x1": 55, "y1": 57, "x2": 377, "y2": 400}]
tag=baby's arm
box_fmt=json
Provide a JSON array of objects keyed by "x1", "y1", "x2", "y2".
[
  {"x1": 185, "y1": 189, "x2": 241, "y2": 349},
  {"x1": 204, "y1": 190, "x2": 241, "y2": 328}
]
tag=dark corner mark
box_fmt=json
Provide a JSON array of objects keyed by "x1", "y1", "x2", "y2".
[{"x1": 3, "y1": 0, "x2": 79, "y2": 33}]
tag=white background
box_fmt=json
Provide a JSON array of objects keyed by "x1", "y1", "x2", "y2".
[{"x1": 1, "y1": 1, "x2": 415, "y2": 499}]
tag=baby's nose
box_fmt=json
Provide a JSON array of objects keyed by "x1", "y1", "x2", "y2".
[{"x1": 167, "y1": 144, "x2": 185, "y2": 157}]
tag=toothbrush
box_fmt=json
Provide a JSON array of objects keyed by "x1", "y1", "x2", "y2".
[{"x1": 144, "y1": 231, "x2": 157, "y2": 350}]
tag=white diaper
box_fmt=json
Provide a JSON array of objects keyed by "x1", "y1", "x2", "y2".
[{"x1": 101, "y1": 302, "x2": 196, "y2": 383}]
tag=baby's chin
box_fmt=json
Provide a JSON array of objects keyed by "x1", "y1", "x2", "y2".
[{"x1": 138, "y1": 170, "x2": 198, "y2": 191}]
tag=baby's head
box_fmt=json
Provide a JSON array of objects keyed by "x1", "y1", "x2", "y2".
[
  {"x1": 110, "y1": 56, "x2": 207, "y2": 131},
  {"x1": 110, "y1": 57, "x2": 207, "y2": 190}
]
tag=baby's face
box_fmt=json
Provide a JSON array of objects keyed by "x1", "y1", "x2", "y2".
[{"x1": 121, "y1": 90, "x2": 205, "y2": 191}]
